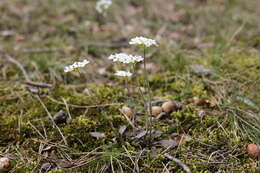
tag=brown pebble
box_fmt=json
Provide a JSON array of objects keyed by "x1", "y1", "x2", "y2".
[
  {"x1": 246, "y1": 144, "x2": 260, "y2": 158},
  {"x1": 162, "y1": 101, "x2": 174, "y2": 113},
  {"x1": 152, "y1": 106, "x2": 163, "y2": 116},
  {"x1": 121, "y1": 106, "x2": 134, "y2": 119},
  {"x1": 0, "y1": 157, "x2": 12, "y2": 172},
  {"x1": 53, "y1": 110, "x2": 69, "y2": 124}
]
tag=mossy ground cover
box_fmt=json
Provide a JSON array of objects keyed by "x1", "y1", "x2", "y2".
[{"x1": 0, "y1": 0, "x2": 259, "y2": 172}]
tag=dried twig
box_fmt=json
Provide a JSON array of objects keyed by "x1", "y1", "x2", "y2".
[
  {"x1": 1, "y1": 52, "x2": 30, "y2": 81},
  {"x1": 164, "y1": 153, "x2": 191, "y2": 173},
  {"x1": 25, "y1": 81, "x2": 53, "y2": 88},
  {"x1": 0, "y1": 51, "x2": 53, "y2": 88}
]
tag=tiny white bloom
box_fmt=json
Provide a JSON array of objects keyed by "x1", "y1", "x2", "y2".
[
  {"x1": 96, "y1": 0, "x2": 112, "y2": 14},
  {"x1": 131, "y1": 55, "x2": 144, "y2": 62},
  {"x1": 129, "y1": 36, "x2": 158, "y2": 47},
  {"x1": 115, "y1": 70, "x2": 132, "y2": 77},
  {"x1": 64, "y1": 66, "x2": 73, "y2": 73},
  {"x1": 108, "y1": 53, "x2": 143, "y2": 64},
  {"x1": 64, "y1": 59, "x2": 90, "y2": 73}
]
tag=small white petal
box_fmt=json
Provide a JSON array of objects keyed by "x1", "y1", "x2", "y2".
[
  {"x1": 108, "y1": 53, "x2": 143, "y2": 64},
  {"x1": 115, "y1": 70, "x2": 132, "y2": 77},
  {"x1": 96, "y1": 0, "x2": 112, "y2": 14},
  {"x1": 129, "y1": 36, "x2": 158, "y2": 47},
  {"x1": 64, "y1": 59, "x2": 90, "y2": 73}
]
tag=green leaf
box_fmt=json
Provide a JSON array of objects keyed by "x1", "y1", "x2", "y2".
[{"x1": 236, "y1": 96, "x2": 259, "y2": 111}]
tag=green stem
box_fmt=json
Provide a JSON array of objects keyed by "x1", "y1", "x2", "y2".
[
  {"x1": 143, "y1": 47, "x2": 152, "y2": 143},
  {"x1": 124, "y1": 77, "x2": 130, "y2": 101}
]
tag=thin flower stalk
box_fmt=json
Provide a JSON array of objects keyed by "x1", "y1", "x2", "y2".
[
  {"x1": 129, "y1": 36, "x2": 158, "y2": 143},
  {"x1": 143, "y1": 47, "x2": 153, "y2": 142}
]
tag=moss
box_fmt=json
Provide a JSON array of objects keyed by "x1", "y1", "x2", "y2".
[
  {"x1": 14, "y1": 161, "x2": 38, "y2": 173},
  {"x1": 1, "y1": 0, "x2": 260, "y2": 172},
  {"x1": 191, "y1": 83, "x2": 208, "y2": 98},
  {"x1": 106, "y1": 114, "x2": 126, "y2": 127},
  {"x1": 170, "y1": 80, "x2": 186, "y2": 92},
  {"x1": 48, "y1": 169, "x2": 64, "y2": 173}
]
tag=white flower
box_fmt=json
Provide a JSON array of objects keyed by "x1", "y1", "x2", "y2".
[
  {"x1": 96, "y1": 0, "x2": 112, "y2": 14},
  {"x1": 131, "y1": 55, "x2": 144, "y2": 62},
  {"x1": 129, "y1": 36, "x2": 158, "y2": 47},
  {"x1": 108, "y1": 53, "x2": 143, "y2": 64},
  {"x1": 64, "y1": 59, "x2": 90, "y2": 73},
  {"x1": 115, "y1": 70, "x2": 132, "y2": 77}
]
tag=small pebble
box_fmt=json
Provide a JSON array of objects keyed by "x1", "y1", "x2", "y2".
[
  {"x1": 246, "y1": 144, "x2": 259, "y2": 158},
  {"x1": 121, "y1": 106, "x2": 134, "y2": 119},
  {"x1": 152, "y1": 106, "x2": 163, "y2": 116},
  {"x1": 162, "y1": 101, "x2": 174, "y2": 113},
  {"x1": 0, "y1": 157, "x2": 12, "y2": 172},
  {"x1": 53, "y1": 110, "x2": 69, "y2": 124}
]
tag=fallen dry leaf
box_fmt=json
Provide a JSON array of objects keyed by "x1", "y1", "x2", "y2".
[
  {"x1": 157, "y1": 139, "x2": 178, "y2": 149},
  {"x1": 90, "y1": 132, "x2": 105, "y2": 139},
  {"x1": 119, "y1": 125, "x2": 127, "y2": 135},
  {"x1": 134, "y1": 130, "x2": 147, "y2": 139}
]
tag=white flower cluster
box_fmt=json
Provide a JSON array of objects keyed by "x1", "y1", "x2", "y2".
[
  {"x1": 107, "y1": 37, "x2": 157, "y2": 78},
  {"x1": 64, "y1": 59, "x2": 90, "y2": 73},
  {"x1": 96, "y1": 0, "x2": 112, "y2": 14},
  {"x1": 108, "y1": 53, "x2": 143, "y2": 64},
  {"x1": 114, "y1": 70, "x2": 132, "y2": 77},
  {"x1": 129, "y1": 36, "x2": 158, "y2": 47}
]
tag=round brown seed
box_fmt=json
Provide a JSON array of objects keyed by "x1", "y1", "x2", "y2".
[
  {"x1": 121, "y1": 106, "x2": 134, "y2": 119},
  {"x1": 162, "y1": 101, "x2": 174, "y2": 113},
  {"x1": 152, "y1": 106, "x2": 163, "y2": 116}
]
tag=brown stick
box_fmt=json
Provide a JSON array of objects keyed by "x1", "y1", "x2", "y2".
[
  {"x1": 25, "y1": 81, "x2": 53, "y2": 88},
  {"x1": 0, "y1": 51, "x2": 53, "y2": 88}
]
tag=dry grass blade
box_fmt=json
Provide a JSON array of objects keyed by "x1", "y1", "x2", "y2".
[
  {"x1": 164, "y1": 153, "x2": 191, "y2": 173},
  {"x1": 36, "y1": 95, "x2": 68, "y2": 146},
  {"x1": 119, "y1": 109, "x2": 136, "y2": 129},
  {"x1": 28, "y1": 121, "x2": 46, "y2": 139},
  {"x1": 62, "y1": 98, "x2": 72, "y2": 121},
  {"x1": 110, "y1": 156, "x2": 115, "y2": 173},
  {"x1": 162, "y1": 162, "x2": 170, "y2": 173},
  {"x1": 122, "y1": 146, "x2": 139, "y2": 173}
]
